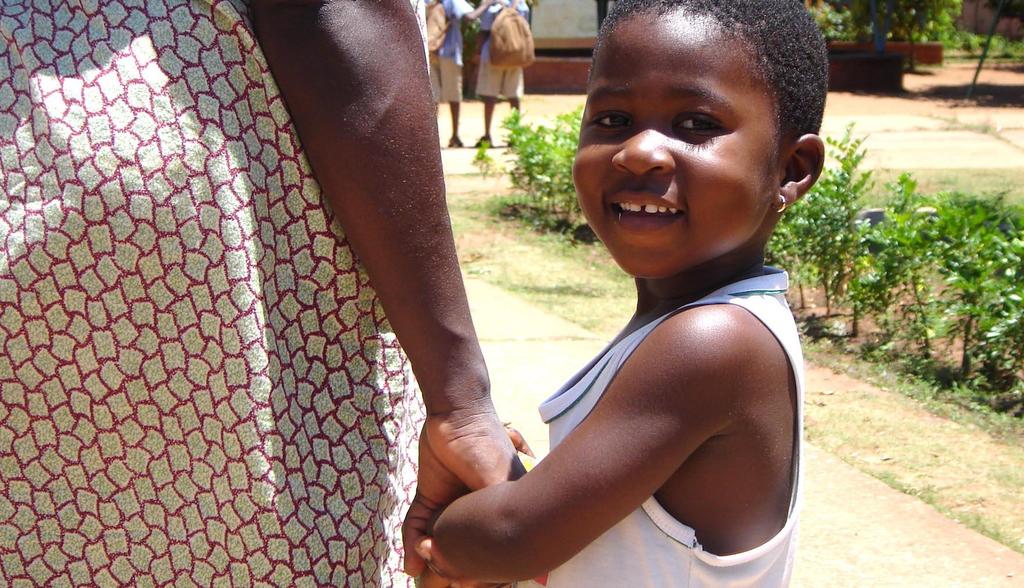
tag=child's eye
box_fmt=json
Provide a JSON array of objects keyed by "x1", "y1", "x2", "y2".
[
  {"x1": 676, "y1": 116, "x2": 720, "y2": 132},
  {"x1": 594, "y1": 113, "x2": 630, "y2": 128}
]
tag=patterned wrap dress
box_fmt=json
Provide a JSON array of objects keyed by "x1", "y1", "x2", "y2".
[{"x1": 0, "y1": 0, "x2": 428, "y2": 585}]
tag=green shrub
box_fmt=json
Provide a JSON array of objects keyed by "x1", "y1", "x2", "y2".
[
  {"x1": 849, "y1": 175, "x2": 942, "y2": 357},
  {"x1": 943, "y1": 30, "x2": 1024, "y2": 59},
  {"x1": 930, "y1": 195, "x2": 1023, "y2": 389},
  {"x1": 491, "y1": 108, "x2": 584, "y2": 233},
  {"x1": 770, "y1": 126, "x2": 872, "y2": 317},
  {"x1": 812, "y1": 2, "x2": 861, "y2": 41},
  {"x1": 849, "y1": 184, "x2": 1024, "y2": 400},
  {"x1": 769, "y1": 125, "x2": 1024, "y2": 406}
]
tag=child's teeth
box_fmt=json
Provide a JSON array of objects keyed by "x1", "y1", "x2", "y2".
[{"x1": 618, "y1": 203, "x2": 680, "y2": 214}]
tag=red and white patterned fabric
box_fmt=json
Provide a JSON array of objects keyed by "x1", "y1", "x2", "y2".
[{"x1": 0, "y1": 0, "x2": 426, "y2": 585}]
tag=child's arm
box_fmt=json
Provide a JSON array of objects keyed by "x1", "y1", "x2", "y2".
[
  {"x1": 462, "y1": 0, "x2": 496, "y2": 22},
  {"x1": 421, "y1": 304, "x2": 792, "y2": 583}
]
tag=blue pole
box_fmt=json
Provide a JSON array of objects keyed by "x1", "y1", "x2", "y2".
[{"x1": 871, "y1": 0, "x2": 884, "y2": 53}]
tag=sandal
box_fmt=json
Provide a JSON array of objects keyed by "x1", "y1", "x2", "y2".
[
  {"x1": 447, "y1": 136, "x2": 464, "y2": 148},
  {"x1": 474, "y1": 136, "x2": 493, "y2": 148}
]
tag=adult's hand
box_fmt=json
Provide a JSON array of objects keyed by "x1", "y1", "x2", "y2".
[{"x1": 403, "y1": 401, "x2": 522, "y2": 577}]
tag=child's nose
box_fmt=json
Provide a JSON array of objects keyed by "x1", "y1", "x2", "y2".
[{"x1": 611, "y1": 129, "x2": 676, "y2": 177}]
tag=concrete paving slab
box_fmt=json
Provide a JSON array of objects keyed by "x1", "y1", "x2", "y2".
[
  {"x1": 441, "y1": 147, "x2": 506, "y2": 177},
  {"x1": 1001, "y1": 129, "x2": 1024, "y2": 151},
  {"x1": 821, "y1": 115, "x2": 948, "y2": 136},
  {"x1": 465, "y1": 278, "x2": 605, "y2": 454},
  {"x1": 795, "y1": 444, "x2": 1024, "y2": 587},
  {"x1": 483, "y1": 339, "x2": 605, "y2": 455},
  {"x1": 948, "y1": 111, "x2": 1024, "y2": 131},
  {"x1": 466, "y1": 278, "x2": 599, "y2": 342},
  {"x1": 858, "y1": 130, "x2": 1024, "y2": 169}
]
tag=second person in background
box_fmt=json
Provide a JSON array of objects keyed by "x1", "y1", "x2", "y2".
[
  {"x1": 476, "y1": 0, "x2": 530, "y2": 148},
  {"x1": 430, "y1": 0, "x2": 496, "y2": 148}
]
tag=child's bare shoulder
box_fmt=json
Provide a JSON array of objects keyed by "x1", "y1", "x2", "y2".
[{"x1": 634, "y1": 303, "x2": 791, "y2": 408}]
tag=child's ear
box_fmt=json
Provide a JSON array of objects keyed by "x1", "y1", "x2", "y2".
[{"x1": 778, "y1": 134, "x2": 825, "y2": 206}]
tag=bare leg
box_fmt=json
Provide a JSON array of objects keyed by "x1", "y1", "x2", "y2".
[
  {"x1": 449, "y1": 102, "x2": 461, "y2": 146},
  {"x1": 480, "y1": 96, "x2": 496, "y2": 145}
]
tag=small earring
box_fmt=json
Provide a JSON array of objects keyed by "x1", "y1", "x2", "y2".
[{"x1": 776, "y1": 194, "x2": 788, "y2": 213}]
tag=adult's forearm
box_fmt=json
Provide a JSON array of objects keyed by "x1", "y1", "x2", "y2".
[{"x1": 252, "y1": 0, "x2": 488, "y2": 413}]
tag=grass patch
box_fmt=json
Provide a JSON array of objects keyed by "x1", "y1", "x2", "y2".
[
  {"x1": 448, "y1": 180, "x2": 634, "y2": 337},
  {"x1": 447, "y1": 174, "x2": 1024, "y2": 554},
  {"x1": 863, "y1": 168, "x2": 1024, "y2": 206},
  {"x1": 804, "y1": 339, "x2": 1024, "y2": 443},
  {"x1": 803, "y1": 342, "x2": 1024, "y2": 553}
]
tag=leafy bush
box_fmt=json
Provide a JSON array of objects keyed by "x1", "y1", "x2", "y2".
[
  {"x1": 943, "y1": 30, "x2": 1024, "y2": 59},
  {"x1": 849, "y1": 175, "x2": 942, "y2": 357},
  {"x1": 847, "y1": 183, "x2": 1024, "y2": 404},
  {"x1": 889, "y1": 0, "x2": 963, "y2": 44},
  {"x1": 929, "y1": 195, "x2": 1023, "y2": 389},
  {"x1": 812, "y1": 2, "x2": 862, "y2": 41},
  {"x1": 489, "y1": 108, "x2": 584, "y2": 233},
  {"x1": 769, "y1": 126, "x2": 872, "y2": 317},
  {"x1": 769, "y1": 124, "x2": 1023, "y2": 409}
]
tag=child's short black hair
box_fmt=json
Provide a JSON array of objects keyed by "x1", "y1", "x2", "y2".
[{"x1": 596, "y1": 0, "x2": 828, "y2": 138}]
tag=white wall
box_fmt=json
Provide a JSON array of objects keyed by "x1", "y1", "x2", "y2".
[
  {"x1": 959, "y1": 0, "x2": 1022, "y2": 40},
  {"x1": 532, "y1": 0, "x2": 603, "y2": 47}
]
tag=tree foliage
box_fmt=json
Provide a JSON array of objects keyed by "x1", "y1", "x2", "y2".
[{"x1": 819, "y1": 0, "x2": 964, "y2": 43}]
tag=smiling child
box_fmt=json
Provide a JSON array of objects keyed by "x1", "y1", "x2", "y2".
[{"x1": 412, "y1": 1, "x2": 828, "y2": 586}]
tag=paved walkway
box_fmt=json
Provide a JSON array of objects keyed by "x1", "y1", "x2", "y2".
[{"x1": 464, "y1": 277, "x2": 1024, "y2": 587}]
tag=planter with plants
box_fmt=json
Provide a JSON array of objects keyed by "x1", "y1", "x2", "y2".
[{"x1": 812, "y1": 0, "x2": 963, "y2": 89}]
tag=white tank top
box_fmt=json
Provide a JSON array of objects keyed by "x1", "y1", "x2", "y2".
[{"x1": 527, "y1": 268, "x2": 805, "y2": 588}]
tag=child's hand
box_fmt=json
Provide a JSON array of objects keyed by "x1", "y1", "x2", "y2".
[
  {"x1": 416, "y1": 538, "x2": 512, "y2": 588},
  {"x1": 419, "y1": 567, "x2": 510, "y2": 588},
  {"x1": 416, "y1": 537, "x2": 456, "y2": 581},
  {"x1": 403, "y1": 409, "x2": 520, "y2": 577},
  {"x1": 416, "y1": 537, "x2": 477, "y2": 587},
  {"x1": 503, "y1": 422, "x2": 534, "y2": 458}
]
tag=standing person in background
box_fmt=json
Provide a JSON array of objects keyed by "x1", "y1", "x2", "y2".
[
  {"x1": 430, "y1": 0, "x2": 496, "y2": 148},
  {"x1": 0, "y1": 0, "x2": 518, "y2": 586},
  {"x1": 476, "y1": 0, "x2": 530, "y2": 147}
]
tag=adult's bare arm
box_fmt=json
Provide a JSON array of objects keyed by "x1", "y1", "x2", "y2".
[
  {"x1": 252, "y1": 0, "x2": 483, "y2": 417},
  {"x1": 250, "y1": 0, "x2": 520, "y2": 574}
]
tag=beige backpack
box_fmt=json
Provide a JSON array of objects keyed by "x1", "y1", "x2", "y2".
[
  {"x1": 426, "y1": 1, "x2": 450, "y2": 54},
  {"x1": 489, "y1": 7, "x2": 534, "y2": 68}
]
